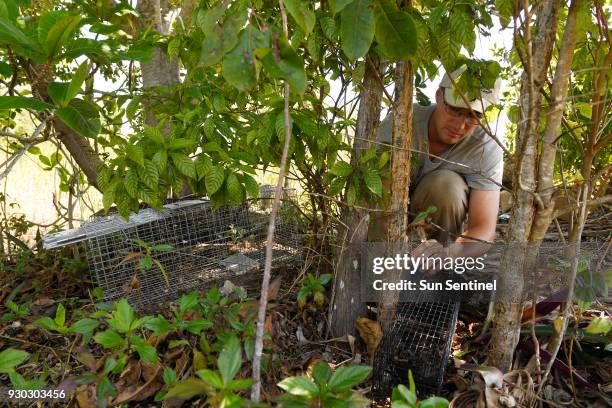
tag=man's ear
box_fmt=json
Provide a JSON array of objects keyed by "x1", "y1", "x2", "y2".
[{"x1": 435, "y1": 88, "x2": 443, "y2": 102}]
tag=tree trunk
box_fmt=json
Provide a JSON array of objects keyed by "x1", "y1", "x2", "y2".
[
  {"x1": 329, "y1": 57, "x2": 384, "y2": 337},
  {"x1": 488, "y1": 0, "x2": 561, "y2": 372},
  {"x1": 378, "y1": 60, "x2": 413, "y2": 327},
  {"x1": 530, "y1": 0, "x2": 581, "y2": 242},
  {"x1": 29, "y1": 63, "x2": 103, "y2": 188},
  {"x1": 137, "y1": 0, "x2": 180, "y2": 126}
]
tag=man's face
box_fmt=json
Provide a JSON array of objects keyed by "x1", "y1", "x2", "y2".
[{"x1": 431, "y1": 89, "x2": 480, "y2": 145}]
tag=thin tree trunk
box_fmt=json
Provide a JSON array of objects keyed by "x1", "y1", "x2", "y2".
[
  {"x1": 488, "y1": 0, "x2": 561, "y2": 372},
  {"x1": 329, "y1": 57, "x2": 384, "y2": 337},
  {"x1": 378, "y1": 60, "x2": 413, "y2": 328},
  {"x1": 530, "y1": 0, "x2": 581, "y2": 242}
]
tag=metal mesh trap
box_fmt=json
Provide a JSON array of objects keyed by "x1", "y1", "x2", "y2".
[
  {"x1": 42, "y1": 187, "x2": 302, "y2": 310},
  {"x1": 372, "y1": 295, "x2": 460, "y2": 398}
]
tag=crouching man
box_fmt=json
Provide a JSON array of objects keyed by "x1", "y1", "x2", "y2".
[{"x1": 376, "y1": 66, "x2": 504, "y2": 259}]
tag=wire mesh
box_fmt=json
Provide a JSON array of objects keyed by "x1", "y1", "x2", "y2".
[
  {"x1": 372, "y1": 294, "x2": 460, "y2": 398},
  {"x1": 43, "y1": 187, "x2": 303, "y2": 310}
]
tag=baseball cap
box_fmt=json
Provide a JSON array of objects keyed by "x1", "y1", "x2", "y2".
[{"x1": 439, "y1": 65, "x2": 502, "y2": 113}]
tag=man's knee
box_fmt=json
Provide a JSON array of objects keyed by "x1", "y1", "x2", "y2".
[{"x1": 411, "y1": 170, "x2": 468, "y2": 212}]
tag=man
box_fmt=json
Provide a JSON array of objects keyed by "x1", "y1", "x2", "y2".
[{"x1": 377, "y1": 66, "x2": 503, "y2": 259}]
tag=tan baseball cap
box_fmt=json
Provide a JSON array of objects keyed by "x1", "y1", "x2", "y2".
[{"x1": 439, "y1": 65, "x2": 501, "y2": 113}]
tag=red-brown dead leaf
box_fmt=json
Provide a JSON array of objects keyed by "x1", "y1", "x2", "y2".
[
  {"x1": 75, "y1": 384, "x2": 97, "y2": 408},
  {"x1": 267, "y1": 276, "x2": 282, "y2": 301},
  {"x1": 355, "y1": 317, "x2": 383, "y2": 364},
  {"x1": 141, "y1": 362, "x2": 162, "y2": 382},
  {"x1": 75, "y1": 349, "x2": 97, "y2": 372}
]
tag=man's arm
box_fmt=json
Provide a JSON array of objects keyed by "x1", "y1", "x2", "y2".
[{"x1": 458, "y1": 189, "x2": 500, "y2": 243}]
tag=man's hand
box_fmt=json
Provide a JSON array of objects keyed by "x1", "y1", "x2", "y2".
[{"x1": 413, "y1": 239, "x2": 452, "y2": 274}]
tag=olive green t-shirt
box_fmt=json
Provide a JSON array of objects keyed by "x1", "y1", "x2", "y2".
[{"x1": 377, "y1": 104, "x2": 504, "y2": 191}]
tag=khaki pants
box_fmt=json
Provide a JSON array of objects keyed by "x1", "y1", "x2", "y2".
[
  {"x1": 369, "y1": 170, "x2": 469, "y2": 243},
  {"x1": 410, "y1": 170, "x2": 469, "y2": 243}
]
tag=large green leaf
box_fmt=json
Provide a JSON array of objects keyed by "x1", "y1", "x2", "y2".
[
  {"x1": 277, "y1": 376, "x2": 318, "y2": 397},
  {"x1": 0, "y1": 18, "x2": 36, "y2": 48},
  {"x1": 222, "y1": 28, "x2": 267, "y2": 91},
  {"x1": 373, "y1": 2, "x2": 417, "y2": 60},
  {"x1": 283, "y1": 0, "x2": 315, "y2": 35},
  {"x1": 362, "y1": 168, "x2": 382, "y2": 197},
  {"x1": 225, "y1": 173, "x2": 243, "y2": 204},
  {"x1": 47, "y1": 82, "x2": 70, "y2": 107},
  {"x1": 0, "y1": 348, "x2": 29, "y2": 373},
  {"x1": 449, "y1": 11, "x2": 475, "y2": 53},
  {"x1": 261, "y1": 37, "x2": 307, "y2": 94},
  {"x1": 199, "y1": 7, "x2": 245, "y2": 66},
  {"x1": 109, "y1": 299, "x2": 135, "y2": 333},
  {"x1": 45, "y1": 14, "x2": 82, "y2": 56},
  {"x1": 205, "y1": 165, "x2": 224, "y2": 195},
  {"x1": 171, "y1": 153, "x2": 196, "y2": 179},
  {"x1": 94, "y1": 329, "x2": 125, "y2": 349},
  {"x1": 330, "y1": 0, "x2": 355, "y2": 15},
  {"x1": 164, "y1": 378, "x2": 208, "y2": 400},
  {"x1": 329, "y1": 161, "x2": 353, "y2": 177},
  {"x1": 140, "y1": 160, "x2": 159, "y2": 190},
  {"x1": 125, "y1": 145, "x2": 144, "y2": 167},
  {"x1": 340, "y1": 0, "x2": 375, "y2": 60},
  {"x1": 56, "y1": 98, "x2": 100, "y2": 138},
  {"x1": 217, "y1": 336, "x2": 241, "y2": 386},
  {"x1": 327, "y1": 365, "x2": 372, "y2": 392},
  {"x1": 65, "y1": 61, "x2": 88, "y2": 103},
  {"x1": 0, "y1": 96, "x2": 53, "y2": 111}
]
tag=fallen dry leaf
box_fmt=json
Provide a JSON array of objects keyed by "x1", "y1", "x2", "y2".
[
  {"x1": 142, "y1": 362, "x2": 162, "y2": 382},
  {"x1": 75, "y1": 384, "x2": 97, "y2": 408},
  {"x1": 75, "y1": 349, "x2": 97, "y2": 372},
  {"x1": 355, "y1": 317, "x2": 383, "y2": 364},
  {"x1": 118, "y1": 359, "x2": 142, "y2": 386},
  {"x1": 267, "y1": 276, "x2": 282, "y2": 301}
]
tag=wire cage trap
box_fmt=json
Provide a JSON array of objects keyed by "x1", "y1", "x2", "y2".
[
  {"x1": 42, "y1": 187, "x2": 303, "y2": 310},
  {"x1": 372, "y1": 295, "x2": 460, "y2": 398}
]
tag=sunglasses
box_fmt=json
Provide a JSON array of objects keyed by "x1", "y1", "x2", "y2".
[{"x1": 441, "y1": 95, "x2": 484, "y2": 125}]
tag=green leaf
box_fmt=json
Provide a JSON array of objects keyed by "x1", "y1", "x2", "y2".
[
  {"x1": 125, "y1": 144, "x2": 144, "y2": 167},
  {"x1": 373, "y1": 3, "x2": 417, "y2": 59},
  {"x1": 45, "y1": 15, "x2": 82, "y2": 56},
  {"x1": 109, "y1": 299, "x2": 135, "y2": 333},
  {"x1": 139, "y1": 255, "x2": 153, "y2": 271},
  {"x1": 65, "y1": 61, "x2": 88, "y2": 103},
  {"x1": 277, "y1": 376, "x2": 318, "y2": 397},
  {"x1": 222, "y1": 29, "x2": 260, "y2": 91},
  {"x1": 152, "y1": 150, "x2": 167, "y2": 172},
  {"x1": 330, "y1": 161, "x2": 353, "y2": 177},
  {"x1": 327, "y1": 365, "x2": 372, "y2": 392},
  {"x1": 585, "y1": 316, "x2": 612, "y2": 335},
  {"x1": 144, "y1": 125, "x2": 165, "y2": 145},
  {"x1": 70, "y1": 318, "x2": 100, "y2": 343},
  {"x1": 144, "y1": 316, "x2": 173, "y2": 336},
  {"x1": 395, "y1": 384, "x2": 417, "y2": 405},
  {"x1": 197, "y1": 369, "x2": 223, "y2": 388},
  {"x1": 56, "y1": 99, "x2": 100, "y2": 138},
  {"x1": 195, "y1": 155, "x2": 213, "y2": 181},
  {"x1": 54, "y1": 303, "x2": 66, "y2": 327},
  {"x1": 225, "y1": 172, "x2": 243, "y2": 204},
  {"x1": 328, "y1": 178, "x2": 346, "y2": 196},
  {"x1": 283, "y1": 0, "x2": 315, "y2": 35},
  {"x1": 226, "y1": 378, "x2": 254, "y2": 391},
  {"x1": 131, "y1": 335, "x2": 158, "y2": 363},
  {"x1": 164, "y1": 378, "x2": 208, "y2": 399},
  {"x1": 120, "y1": 42, "x2": 154, "y2": 63},
  {"x1": 330, "y1": 0, "x2": 355, "y2": 15},
  {"x1": 205, "y1": 165, "x2": 225, "y2": 195},
  {"x1": 163, "y1": 366, "x2": 177, "y2": 386},
  {"x1": 0, "y1": 96, "x2": 53, "y2": 111},
  {"x1": 96, "y1": 376, "x2": 117, "y2": 402},
  {"x1": 171, "y1": 153, "x2": 196, "y2": 179},
  {"x1": 0, "y1": 18, "x2": 36, "y2": 48},
  {"x1": 242, "y1": 173, "x2": 259, "y2": 198},
  {"x1": 140, "y1": 160, "x2": 159, "y2": 189},
  {"x1": 312, "y1": 361, "x2": 332, "y2": 386},
  {"x1": 340, "y1": 0, "x2": 374, "y2": 60},
  {"x1": 449, "y1": 11, "x2": 475, "y2": 53},
  {"x1": 124, "y1": 168, "x2": 139, "y2": 198},
  {"x1": 495, "y1": 0, "x2": 514, "y2": 28},
  {"x1": 151, "y1": 244, "x2": 173, "y2": 253},
  {"x1": 419, "y1": 396, "x2": 449, "y2": 407},
  {"x1": 47, "y1": 82, "x2": 70, "y2": 106},
  {"x1": 0, "y1": 348, "x2": 29, "y2": 373},
  {"x1": 362, "y1": 168, "x2": 382, "y2": 197},
  {"x1": 184, "y1": 319, "x2": 213, "y2": 335},
  {"x1": 218, "y1": 336, "x2": 241, "y2": 386},
  {"x1": 94, "y1": 329, "x2": 125, "y2": 349}
]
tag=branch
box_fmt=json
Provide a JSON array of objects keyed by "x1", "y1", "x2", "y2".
[
  {"x1": 553, "y1": 194, "x2": 611, "y2": 219},
  {"x1": 251, "y1": 0, "x2": 294, "y2": 401}
]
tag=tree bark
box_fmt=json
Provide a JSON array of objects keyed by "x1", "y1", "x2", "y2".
[
  {"x1": 378, "y1": 60, "x2": 413, "y2": 327},
  {"x1": 530, "y1": 0, "x2": 581, "y2": 242},
  {"x1": 488, "y1": 0, "x2": 561, "y2": 372},
  {"x1": 329, "y1": 57, "x2": 384, "y2": 337},
  {"x1": 137, "y1": 0, "x2": 180, "y2": 126}
]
